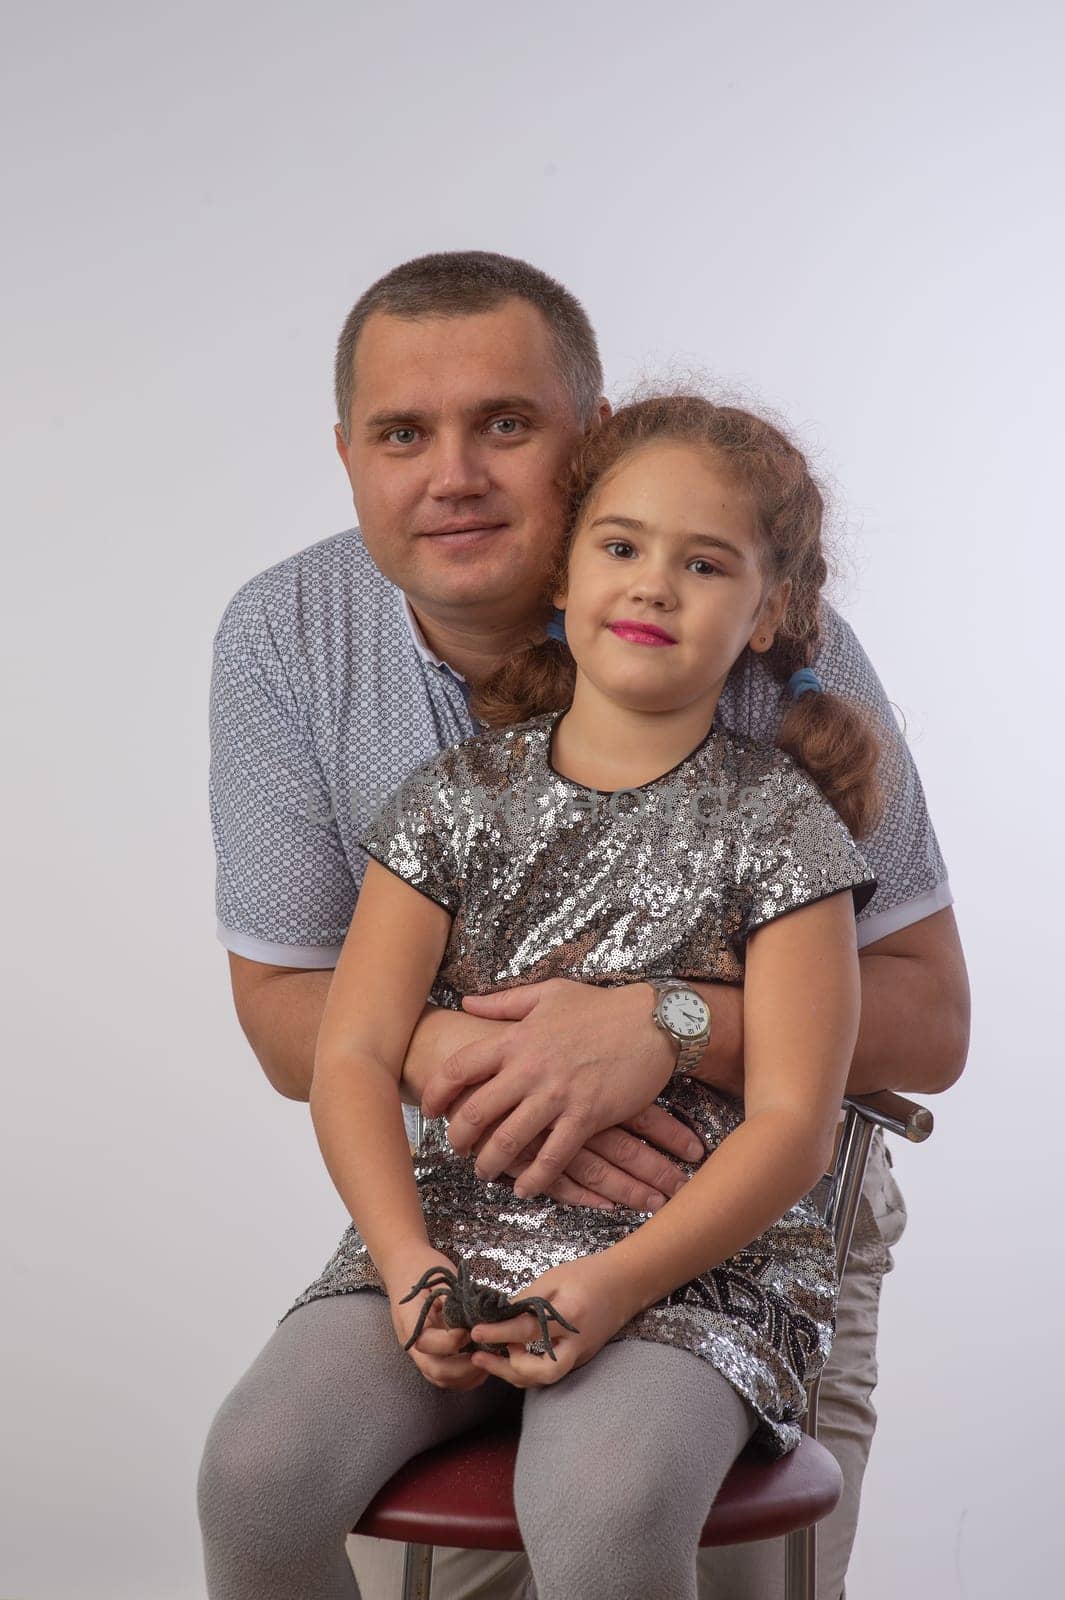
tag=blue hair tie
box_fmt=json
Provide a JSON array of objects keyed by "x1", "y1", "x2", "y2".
[
  {"x1": 546, "y1": 608, "x2": 568, "y2": 645},
  {"x1": 788, "y1": 666, "x2": 823, "y2": 700}
]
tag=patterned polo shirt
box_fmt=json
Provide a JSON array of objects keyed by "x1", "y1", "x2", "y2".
[{"x1": 209, "y1": 526, "x2": 952, "y2": 969}]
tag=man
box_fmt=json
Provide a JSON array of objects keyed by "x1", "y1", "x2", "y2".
[{"x1": 204, "y1": 250, "x2": 969, "y2": 1599}]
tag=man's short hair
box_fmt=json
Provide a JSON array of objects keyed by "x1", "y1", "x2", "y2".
[{"x1": 334, "y1": 250, "x2": 603, "y2": 441}]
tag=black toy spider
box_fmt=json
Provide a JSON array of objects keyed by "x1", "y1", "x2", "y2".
[{"x1": 400, "y1": 1258, "x2": 579, "y2": 1361}]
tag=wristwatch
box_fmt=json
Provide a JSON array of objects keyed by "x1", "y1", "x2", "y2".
[{"x1": 647, "y1": 978, "x2": 712, "y2": 1081}]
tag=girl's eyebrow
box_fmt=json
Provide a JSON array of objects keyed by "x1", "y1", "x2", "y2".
[{"x1": 589, "y1": 514, "x2": 747, "y2": 564}]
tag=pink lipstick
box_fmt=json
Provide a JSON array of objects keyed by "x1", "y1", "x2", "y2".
[{"x1": 608, "y1": 620, "x2": 677, "y2": 646}]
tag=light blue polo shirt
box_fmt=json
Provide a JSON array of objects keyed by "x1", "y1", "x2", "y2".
[{"x1": 209, "y1": 526, "x2": 952, "y2": 969}]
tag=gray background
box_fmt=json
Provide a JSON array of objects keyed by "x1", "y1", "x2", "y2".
[{"x1": 2, "y1": 2, "x2": 1061, "y2": 1595}]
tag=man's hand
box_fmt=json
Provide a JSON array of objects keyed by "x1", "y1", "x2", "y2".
[
  {"x1": 420, "y1": 979, "x2": 711, "y2": 1201},
  {"x1": 405, "y1": 995, "x2": 707, "y2": 1212},
  {"x1": 458, "y1": 1094, "x2": 698, "y2": 1213}
]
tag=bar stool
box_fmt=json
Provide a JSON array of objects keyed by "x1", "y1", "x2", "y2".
[{"x1": 354, "y1": 1089, "x2": 932, "y2": 1599}]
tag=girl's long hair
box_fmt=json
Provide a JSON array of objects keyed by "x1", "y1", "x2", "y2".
[{"x1": 468, "y1": 395, "x2": 885, "y2": 838}]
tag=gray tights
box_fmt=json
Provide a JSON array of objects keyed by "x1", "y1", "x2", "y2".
[{"x1": 197, "y1": 1291, "x2": 758, "y2": 1600}]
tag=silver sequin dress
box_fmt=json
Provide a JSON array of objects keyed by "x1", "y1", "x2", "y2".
[{"x1": 281, "y1": 708, "x2": 877, "y2": 1457}]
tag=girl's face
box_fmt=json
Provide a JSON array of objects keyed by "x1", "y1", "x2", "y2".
[{"x1": 555, "y1": 441, "x2": 789, "y2": 714}]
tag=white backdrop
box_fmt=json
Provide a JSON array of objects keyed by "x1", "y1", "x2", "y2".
[{"x1": 3, "y1": 3, "x2": 1062, "y2": 1596}]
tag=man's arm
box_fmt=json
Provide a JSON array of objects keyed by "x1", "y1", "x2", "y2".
[
  {"x1": 227, "y1": 953, "x2": 486, "y2": 1105},
  {"x1": 226, "y1": 957, "x2": 331, "y2": 1102},
  {"x1": 684, "y1": 905, "x2": 970, "y2": 1101},
  {"x1": 847, "y1": 906, "x2": 970, "y2": 1095},
  {"x1": 226, "y1": 954, "x2": 699, "y2": 1211}
]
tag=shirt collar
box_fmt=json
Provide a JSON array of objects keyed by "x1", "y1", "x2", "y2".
[
  {"x1": 399, "y1": 591, "x2": 569, "y2": 683},
  {"x1": 400, "y1": 590, "x2": 468, "y2": 684}
]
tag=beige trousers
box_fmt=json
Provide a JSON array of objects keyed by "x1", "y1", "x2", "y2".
[{"x1": 346, "y1": 1136, "x2": 908, "y2": 1600}]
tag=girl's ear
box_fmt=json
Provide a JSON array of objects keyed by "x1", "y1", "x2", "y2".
[{"x1": 750, "y1": 578, "x2": 792, "y2": 652}]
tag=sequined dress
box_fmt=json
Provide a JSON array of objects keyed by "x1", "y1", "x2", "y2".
[{"x1": 281, "y1": 708, "x2": 877, "y2": 1456}]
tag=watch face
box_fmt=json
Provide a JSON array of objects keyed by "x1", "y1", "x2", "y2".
[{"x1": 660, "y1": 988, "x2": 709, "y2": 1038}]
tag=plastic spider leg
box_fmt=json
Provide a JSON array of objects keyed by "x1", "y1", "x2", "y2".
[
  {"x1": 398, "y1": 1266, "x2": 456, "y2": 1304},
  {"x1": 507, "y1": 1296, "x2": 580, "y2": 1361},
  {"x1": 509, "y1": 1296, "x2": 580, "y2": 1335},
  {"x1": 402, "y1": 1284, "x2": 453, "y2": 1350}
]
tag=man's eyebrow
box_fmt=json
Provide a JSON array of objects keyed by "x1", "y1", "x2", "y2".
[
  {"x1": 475, "y1": 394, "x2": 545, "y2": 416},
  {"x1": 589, "y1": 514, "x2": 747, "y2": 563},
  {"x1": 362, "y1": 395, "x2": 547, "y2": 434},
  {"x1": 362, "y1": 409, "x2": 428, "y2": 434}
]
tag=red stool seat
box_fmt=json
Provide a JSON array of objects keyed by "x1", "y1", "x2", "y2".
[{"x1": 354, "y1": 1416, "x2": 842, "y2": 1550}]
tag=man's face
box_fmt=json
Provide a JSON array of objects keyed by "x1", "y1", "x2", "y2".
[{"x1": 336, "y1": 300, "x2": 586, "y2": 622}]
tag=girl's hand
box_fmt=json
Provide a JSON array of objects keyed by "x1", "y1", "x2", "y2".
[
  {"x1": 386, "y1": 1249, "x2": 490, "y2": 1393},
  {"x1": 467, "y1": 1255, "x2": 634, "y2": 1388}
]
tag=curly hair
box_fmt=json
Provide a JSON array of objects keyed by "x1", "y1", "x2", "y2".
[{"x1": 468, "y1": 394, "x2": 885, "y2": 838}]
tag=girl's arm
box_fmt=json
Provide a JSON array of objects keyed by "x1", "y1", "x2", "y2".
[
  {"x1": 468, "y1": 889, "x2": 860, "y2": 1380},
  {"x1": 604, "y1": 888, "x2": 860, "y2": 1317},
  {"x1": 309, "y1": 857, "x2": 452, "y2": 1294}
]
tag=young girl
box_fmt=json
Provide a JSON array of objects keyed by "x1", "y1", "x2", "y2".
[{"x1": 206, "y1": 397, "x2": 883, "y2": 1600}]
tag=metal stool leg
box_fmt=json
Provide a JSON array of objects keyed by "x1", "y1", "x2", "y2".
[
  {"x1": 400, "y1": 1542, "x2": 434, "y2": 1599},
  {"x1": 780, "y1": 1106, "x2": 876, "y2": 1598},
  {"x1": 785, "y1": 1524, "x2": 815, "y2": 1599}
]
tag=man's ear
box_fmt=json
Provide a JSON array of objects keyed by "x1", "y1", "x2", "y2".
[
  {"x1": 596, "y1": 396, "x2": 611, "y2": 425},
  {"x1": 334, "y1": 423, "x2": 359, "y2": 496}
]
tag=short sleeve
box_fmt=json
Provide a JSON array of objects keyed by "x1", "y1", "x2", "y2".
[
  {"x1": 736, "y1": 757, "x2": 878, "y2": 945},
  {"x1": 209, "y1": 582, "x2": 355, "y2": 968},
  {"x1": 736, "y1": 603, "x2": 953, "y2": 947},
  {"x1": 358, "y1": 757, "x2": 463, "y2": 917}
]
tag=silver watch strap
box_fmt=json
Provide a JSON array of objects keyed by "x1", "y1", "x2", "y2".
[
  {"x1": 673, "y1": 1035, "x2": 705, "y2": 1079},
  {"x1": 649, "y1": 979, "x2": 709, "y2": 1080}
]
